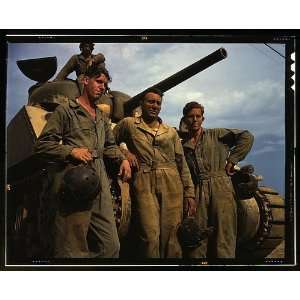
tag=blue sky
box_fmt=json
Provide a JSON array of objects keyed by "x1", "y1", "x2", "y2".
[{"x1": 6, "y1": 42, "x2": 286, "y2": 196}]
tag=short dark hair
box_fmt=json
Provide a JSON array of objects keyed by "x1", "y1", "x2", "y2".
[
  {"x1": 84, "y1": 63, "x2": 112, "y2": 82},
  {"x1": 79, "y1": 42, "x2": 95, "y2": 50},
  {"x1": 183, "y1": 101, "x2": 205, "y2": 116},
  {"x1": 142, "y1": 87, "x2": 164, "y2": 100}
]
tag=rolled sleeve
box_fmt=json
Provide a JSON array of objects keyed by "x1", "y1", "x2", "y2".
[{"x1": 174, "y1": 130, "x2": 195, "y2": 199}]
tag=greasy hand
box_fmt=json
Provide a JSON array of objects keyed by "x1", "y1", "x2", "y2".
[
  {"x1": 118, "y1": 159, "x2": 131, "y2": 182},
  {"x1": 225, "y1": 162, "x2": 236, "y2": 176},
  {"x1": 184, "y1": 197, "x2": 197, "y2": 217},
  {"x1": 123, "y1": 149, "x2": 140, "y2": 170},
  {"x1": 70, "y1": 147, "x2": 92, "y2": 163}
]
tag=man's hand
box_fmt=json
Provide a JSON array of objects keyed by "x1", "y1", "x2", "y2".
[
  {"x1": 122, "y1": 149, "x2": 139, "y2": 170},
  {"x1": 118, "y1": 159, "x2": 131, "y2": 182},
  {"x1": 70, "y1": 147, "x2": 92, "y2": 163},
  {"x1": 225, "y1": 161, "x2": 236, "y2": 176},
  {"x1": 184, "y1": 197, "x2": 197, "y2": 217}
]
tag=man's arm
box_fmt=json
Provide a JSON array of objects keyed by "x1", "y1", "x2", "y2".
[
  {"x1": 219, "y1": 128, "x2": 254, "y2": 175},
  {"x1": 174, "y1": 130, "x2": 196, "y2": 216},
  {"x1": 103, "y1": 117, "x2": 126, "y2": 162},
  {"x1": 103, "y1": 117, "x2": 131, "y2": 181},
  {"x1": 113, "y1": 119, "x2": 139, "y2": 169},
  {"x1": 34, "y1": 105, "x2": 74, "y2": 162},
  {"x1": 113, "y1": 118, "x2": 128, "y2": 146},
  {"x1": 54, "y1": 55, "x2": 77, "y2": 81},
  {"x1": 220, "y1": 128, "x2": 254, "y2": 165}
]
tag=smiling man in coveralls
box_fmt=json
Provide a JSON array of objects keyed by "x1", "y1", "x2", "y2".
[{"x1": 114, "y1": 88, "x2": 196, "y2": 258}]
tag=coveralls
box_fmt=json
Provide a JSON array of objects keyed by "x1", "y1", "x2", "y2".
[
  {"x1": 182, "y1": 128, "x2": 254, "y2": 258},
  {"x1": 54, "y1": 53, "x2": 106, "y2": 94},
  {"x1": 35, "y1": 99, "x2": 125, "y2": 258},
  {"x1": 55, "y1": 53, "x2": 105, "y2": 81},
  {"x1": 114, "y1": 117, "x2": 195, "y2": 258}
]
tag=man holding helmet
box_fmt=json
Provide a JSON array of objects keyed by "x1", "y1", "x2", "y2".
[{"x1": 35, "y1": 63, "x2": 131, "y2": 258}]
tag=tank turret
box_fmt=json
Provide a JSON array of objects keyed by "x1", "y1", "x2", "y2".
[{"x1": 20, "y1": 48, "x2": 228, "y2": 121}]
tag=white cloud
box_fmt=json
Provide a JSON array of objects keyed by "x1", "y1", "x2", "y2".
[
  {"x1": 251, "y1": 145, "x2": 278, "y2": 155},
  {"x1": 119, "y1": 45, "x2": 141, "y2": 60},
  {"x1": 184, "y1": 91, "x2": 205, "y2": 100},
  {"x1": 265, "y1": 139, "x2": 285, "y2": 146},
  {"x1": 159, "y1": 78, "x2": 285, "y2": 140},
  {"x1": 8, "y1": 42, "x2": 286, "y2": 142}
]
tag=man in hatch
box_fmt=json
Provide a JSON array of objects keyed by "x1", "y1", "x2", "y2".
[
  {"x1": 35, "y1": 64, "x2": 131, "y2": 258},
  {"x1": 114, "y1": 88, "x2": 196, "y2": 258},
  {"x1": 55, "y1": 42, "x2": 106, "y2": 81},
  {"x1": 54, "y1": 42, "x2": 106, "y2": 94}
]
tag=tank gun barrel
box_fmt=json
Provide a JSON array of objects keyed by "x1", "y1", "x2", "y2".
[{"x1": 124, "y1": 47, "x2": 227, "y2": 114}]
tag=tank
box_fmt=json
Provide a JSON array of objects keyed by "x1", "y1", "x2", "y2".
[{"x1": 6, "y1": 48, "x2": 285, "y2": 262}]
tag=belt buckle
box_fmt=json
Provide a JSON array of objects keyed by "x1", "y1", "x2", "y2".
[{"x1": 91, "y1": 150, "x2": 98, "y2": 159}]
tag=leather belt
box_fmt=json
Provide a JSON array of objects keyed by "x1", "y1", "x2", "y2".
[
  {"x1": 197, "y1": 170, "x2": 227, "y2": 180},
  {"x1": 139, "y1": 161, "x2": 177, "y2": 172},
  {"x1": 90, "y1": 149, "x2": 103, "y2": 159}
]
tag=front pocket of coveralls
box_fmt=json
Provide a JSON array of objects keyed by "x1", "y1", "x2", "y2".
[
  {"x1": 162, "y1": 168, "x2": 183, "y2": 193},
  {"x1": 132, "y1": 130, "x2": 149, "y2": 144},
  {"x1": 71, "y1": 126, "x2": 97, "y2": 145}
]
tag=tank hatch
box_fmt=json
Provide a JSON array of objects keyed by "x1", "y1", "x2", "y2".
[{"x1": 17, "y1": 56, "x2": 57, "y2": 82}]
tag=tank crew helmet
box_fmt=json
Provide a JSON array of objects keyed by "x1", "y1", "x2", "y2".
[
  {"x1": 236, "y1": 174, "x2": 258, "y2": 199},
  {"x1": 177, "y1": 217, "x2": 213, "y2": 248},
  {"x1": 232, "y1": 164, "x2": 258, "y2": 199},
  {"x1": 59, "y1": 164, "x2": 100, "y2": 213}
]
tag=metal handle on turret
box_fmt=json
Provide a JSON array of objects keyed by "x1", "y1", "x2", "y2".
[{"x1": 124, "y1": 48, "x2": 227, "y2": 114}]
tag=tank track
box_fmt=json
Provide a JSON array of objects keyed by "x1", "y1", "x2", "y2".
[
  {"x1": 238, "y1": 186, "x2": 285, "y2": 260},
  {"x1": 111, "y1": 179, "x2": 131, "y2": 239}
]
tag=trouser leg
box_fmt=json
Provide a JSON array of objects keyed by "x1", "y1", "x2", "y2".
[
  {"x1": 51, "y1": 159, "x2": 119, "y2": 258},
  {"x1": 187, "y1": 181, "x2": 210, "y2": 258},
  {"x1": 133, "y1": 172, "x2": 160, "y2": 258},
  {"x1": 87, "y1": 186, "x2": 120, "y2": 258},
  {"x1": 54, "y1": 210, "x2": 91, "y2": 258},
  {"x1": 211, "y1": 177, "x2": 237, "y2": 258},
  {"x1": 51, "y1": 165, "x2": 92, "y2": 258},
  {"x1": 54, "y1": 185, "x2": 119, "y2": 258},
  {"x1": 158, "y1": 169, "x2": 183, "y2": 258},
  {"x1": 87, "y1": 160, "x2": 120, "y2": 258}
]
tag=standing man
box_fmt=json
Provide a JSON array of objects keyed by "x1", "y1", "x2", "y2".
[
  {"x1": 114, "y1": 88, "x2": 196, "y2": 258},
  {"x1": 35, "y1": 64, "x2": 131, "y2": 258},
  {"x1": 180, "y1": 101, "x2": 254, "y2": 259}
]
